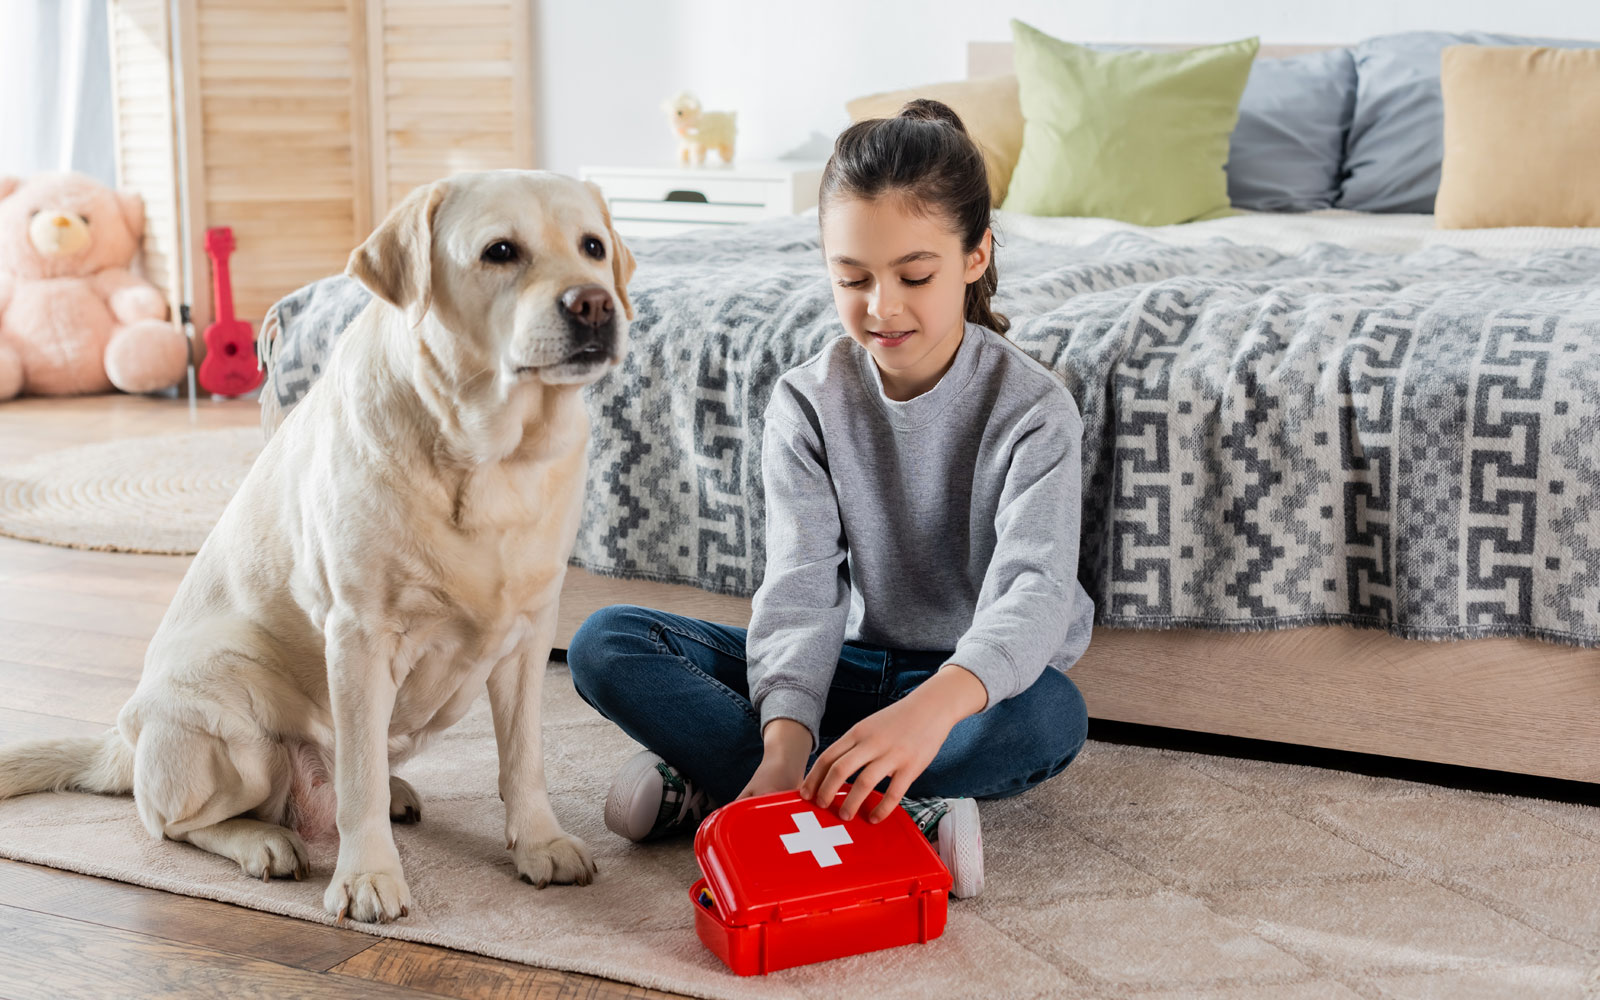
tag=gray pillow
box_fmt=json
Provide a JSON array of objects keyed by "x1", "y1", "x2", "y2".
[
  {"x1": 1226, "y1": 48, "x2": 1356, "y2": 211},
  {"x1": 1337, "y1": 31, "x2": 1596, "y2": 214}
]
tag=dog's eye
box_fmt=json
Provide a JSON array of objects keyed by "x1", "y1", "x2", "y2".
[
  {"x1": 482, "y1": 240, "x2": 519, "y2": 264},
  {"x1": 581, "y1": 235, "x2": 606, "y2": 261}
]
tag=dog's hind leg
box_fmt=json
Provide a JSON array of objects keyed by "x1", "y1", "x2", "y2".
[
  {"x1": 132, "y1": 718, "x2": 307, "y2": 881},
  {"x1": 185, "y1": 818, "x2": 309, "y2": 881},
  {"x1": 389, "y1": 774, "x2": 421, "y2": 824}
]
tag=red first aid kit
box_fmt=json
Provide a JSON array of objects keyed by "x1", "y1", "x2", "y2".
[{"x1": 690, "y1": 785, "x2": 952, "y2": 976}]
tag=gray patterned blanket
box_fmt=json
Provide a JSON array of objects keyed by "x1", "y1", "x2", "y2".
[{"x1": 260, "y1": 216, "x2": 1600, "y2": 647}]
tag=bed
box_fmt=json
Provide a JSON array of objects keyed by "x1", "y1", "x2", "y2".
[{"x1": 258, "y1": 43, "x2": 1600, "y2": 784}]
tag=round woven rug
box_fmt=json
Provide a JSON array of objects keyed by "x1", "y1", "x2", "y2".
[{"x1": 0, "y1": 428, "x2": 263, "y2": 555}]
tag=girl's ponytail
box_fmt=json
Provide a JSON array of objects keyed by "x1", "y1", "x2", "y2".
[{"x1": 820, "y1": 98, "x2": 1009, "y2": 336}]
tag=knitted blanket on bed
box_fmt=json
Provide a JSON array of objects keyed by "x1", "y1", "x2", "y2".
[{"x1": 259, "y1": 216, "x2": 1600, "y2": 647}]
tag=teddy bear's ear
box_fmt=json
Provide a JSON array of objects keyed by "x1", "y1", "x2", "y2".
[
  {"x1": 347, "y1": 180, "x2": 448, "y2": 329},
  {"x1": 0, "y1": 177, "x2": 19, "y2": 202},
  {"x1": 116, "y1": 190, "x2": 146, "y2": 237}
]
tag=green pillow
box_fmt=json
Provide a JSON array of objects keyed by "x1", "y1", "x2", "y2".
[{"x1": 1001, "y1": 21, "x2": 1259, "y2": 224}]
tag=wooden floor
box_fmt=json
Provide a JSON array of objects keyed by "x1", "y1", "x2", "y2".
[
  {"x1": 0, "y1": 394, "x2": 750, "y2": 1000},
  {"x1": 11, "y1": 392, "x2": 1590, "y2": 999}
]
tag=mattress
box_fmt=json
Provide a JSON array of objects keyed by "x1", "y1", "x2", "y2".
[{"x1": 260, "y1": 211, "x2": 1600, "y2": 647}]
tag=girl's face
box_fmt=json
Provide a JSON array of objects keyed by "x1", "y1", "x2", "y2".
[{"x1": 821, "y1": 192, "x2": 990, "y2": 401}]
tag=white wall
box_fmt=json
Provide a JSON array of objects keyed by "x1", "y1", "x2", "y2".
[
  {"x1": 534, "y1": 0, "x2": 1600, "y2": 177},
  {"x1": 11, "y1": 2, "x2": 1596, "y2": 202}
]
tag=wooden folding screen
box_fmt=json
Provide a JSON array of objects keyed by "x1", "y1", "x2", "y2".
[
  {"x1": 108, "y1": 0, "x2": 535, "y2": 332},
  {"x1": 107, "y1": 0, "x2": 186, "y2": 324}
]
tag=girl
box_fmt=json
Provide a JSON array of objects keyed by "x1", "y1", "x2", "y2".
[{"x1": 567, "y1": 99, "x2": 1093, "y2": 899}]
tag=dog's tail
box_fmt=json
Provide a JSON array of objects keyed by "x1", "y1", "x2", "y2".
[{"x1": 0, "y1": 729, "x2": 135, "y2": 801}]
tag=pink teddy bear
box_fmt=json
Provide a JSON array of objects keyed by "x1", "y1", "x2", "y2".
[{"x1": 0, "y1": 172, "x2": 188, "y2": 400}]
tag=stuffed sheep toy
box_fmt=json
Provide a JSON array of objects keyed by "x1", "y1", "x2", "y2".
[{"x1": 662, "y1": 91, "x2": 737, "y2": 166}]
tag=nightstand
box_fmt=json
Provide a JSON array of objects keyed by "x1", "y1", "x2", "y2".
[{"x1": 579, "y1": 161, "x2": 825, "y2": 238}]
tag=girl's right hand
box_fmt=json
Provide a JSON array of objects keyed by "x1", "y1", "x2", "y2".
[{"x1": 735, "y1": 719, "x2": 812, "y2": 799}]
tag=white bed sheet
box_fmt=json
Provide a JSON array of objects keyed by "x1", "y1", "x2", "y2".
[{"x1": 991, "y1": 208, "x2": 1600, "y2": 258}]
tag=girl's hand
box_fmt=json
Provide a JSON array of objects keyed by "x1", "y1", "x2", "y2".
[
  {"x1": 799, "y1": 665, "x2": 987, "y2": 823},
  {"x1": 735, "y1": 718, "x2": 813, "y2": 800}
]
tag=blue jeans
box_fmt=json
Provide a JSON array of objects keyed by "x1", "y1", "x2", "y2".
[{"x1": 566, "y1": 604, "x2": 1089, "y2": 808}]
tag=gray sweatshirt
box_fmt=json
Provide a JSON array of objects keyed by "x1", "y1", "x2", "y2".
[{"x1": 746, "y1": 322, "x2": 1096, "y2": 748}]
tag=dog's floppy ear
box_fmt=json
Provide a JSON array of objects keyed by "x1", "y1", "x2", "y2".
[
  {"x1": 347, "y1": 181, "x2": 448, "y2": 328},
  {"x1": 585, "y1": 180, "x2": 636, "y2": 321}
]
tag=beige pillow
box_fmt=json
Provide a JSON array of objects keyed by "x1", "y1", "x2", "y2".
[
  {"x1": 1436, "y1": 45, "x2": 1600, "y2": 229},
  {"x1": 844, "y1": 76, "x2": 1023, "y2": 207}
]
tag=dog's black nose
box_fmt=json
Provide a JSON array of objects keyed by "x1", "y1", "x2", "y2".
[{"x1": 561, "y1": 284, "x2": 614, "y2": 329}]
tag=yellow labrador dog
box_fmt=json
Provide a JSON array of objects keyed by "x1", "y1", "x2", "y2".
[{"x1": 0, "y1": 169, "x2": 632, "y2": 923}]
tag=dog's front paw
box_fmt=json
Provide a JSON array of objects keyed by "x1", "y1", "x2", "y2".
[
  {"x1": 324, "y1": 868, "x2": 413, "y2": 923},
  {"x1": 511, "y1": 832, "x2": 596, "y2": 888}
]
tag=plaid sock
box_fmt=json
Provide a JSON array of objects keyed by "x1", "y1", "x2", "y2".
[{"x1": 900, "y1": 795, "x2": 952, "y2": 840}]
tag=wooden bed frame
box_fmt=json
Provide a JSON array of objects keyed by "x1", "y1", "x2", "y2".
[
  {"x1": 553, "y1": 568, "x2": 1600, "y2": 785},
  {"x1": 561, "y1": 36, "x2": 1598, "y2": 787}
]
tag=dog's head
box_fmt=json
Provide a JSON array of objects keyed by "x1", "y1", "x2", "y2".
[{"x1": 346, "y1": 170, "x2": 635, "y2": 390}]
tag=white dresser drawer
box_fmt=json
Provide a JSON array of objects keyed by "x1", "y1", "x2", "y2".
[
  {"x1": 581, "y1": 162, "x2": 824, "y2": 239},
  {"x1": 595, "y1": 174, "x2": 785, "y2": 210},
  {"x1": 612, "y1": 218, "x2": 741, "y2": 238},
  {"x1": 608, "y1": 198, "x2": 770, "y2": 224}
]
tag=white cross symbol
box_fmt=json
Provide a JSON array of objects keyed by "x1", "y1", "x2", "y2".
[{"x1": 780, "y1": 811, "x2": 853, "y2": 868}]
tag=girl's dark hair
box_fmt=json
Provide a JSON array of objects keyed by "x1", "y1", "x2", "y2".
[{"x1": 819, "y1": 98, "x2": 1008, "y2": 335}]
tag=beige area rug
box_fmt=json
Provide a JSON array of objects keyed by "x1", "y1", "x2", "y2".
[
  {"x1": 0, "y1": 428, "x2": 261, "y2": 554},
  {"x1": 2, "y1": 664, "x2": 1599, "y2": 999}
]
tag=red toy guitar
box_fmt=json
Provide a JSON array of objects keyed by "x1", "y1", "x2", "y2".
[{"x1": 197, "y1": 226, "x2": 263, "y2": 397}]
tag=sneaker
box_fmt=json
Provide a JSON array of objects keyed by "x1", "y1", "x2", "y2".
[
  {"x1": 604, "y1": 750, "x2": 711, "y2": 842},
  {"x1": 901, "y1": 795, "x2": 984, "y2": 899}
]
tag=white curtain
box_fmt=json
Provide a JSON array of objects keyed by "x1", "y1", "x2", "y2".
[{"x1": 0, "y1": 0, "x2": 117, "y2": 187}]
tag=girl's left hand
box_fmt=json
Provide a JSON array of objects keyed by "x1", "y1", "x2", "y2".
[{"x1": 798, "y1": 666, "x2": 987, "y2": 823}]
